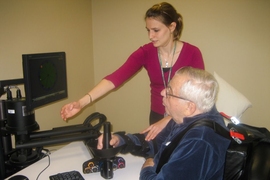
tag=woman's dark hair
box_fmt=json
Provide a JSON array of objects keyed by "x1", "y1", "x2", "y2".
[{"x1": 145, "y1": 2, "x2": 183, "y2": 40}]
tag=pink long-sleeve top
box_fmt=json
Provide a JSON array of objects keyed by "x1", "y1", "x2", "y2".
[{"x1": 104, "y1": 42, "x2": 204, "y2": 115}]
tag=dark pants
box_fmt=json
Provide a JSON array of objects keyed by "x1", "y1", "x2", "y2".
[{"x1": 149, "y1": 110, "x2": 164, "y2": 125}]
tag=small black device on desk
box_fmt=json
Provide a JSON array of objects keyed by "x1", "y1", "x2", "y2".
[
  {"x1": 83, "y1": 122, "x2": 125, "y2": 179},
  {"x1": 8, "y1": 175, "x2": 29, "y2": 180},
  {"x1": 49, "y1": 170, "x2": 84, "y2": 180}
]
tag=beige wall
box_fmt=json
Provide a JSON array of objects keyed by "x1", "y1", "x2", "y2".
[
  {"x1": 0, "y1": 0, "x2": 270, "y2": 136},
  {"x1": 92, "y1": 0, "x2": 270, "y2": 132},
  {"x1": 0, "y1": 0, "x2": 95, "y2": 131}
]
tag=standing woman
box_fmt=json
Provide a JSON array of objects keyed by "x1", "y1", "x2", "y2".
[{"x1": 60, "y1": 2, "x2": 204, "y2": 140}]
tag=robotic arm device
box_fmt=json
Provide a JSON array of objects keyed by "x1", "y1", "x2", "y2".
[{"x1": 0, "y1": 78, "x2": 106, "y2": 179}]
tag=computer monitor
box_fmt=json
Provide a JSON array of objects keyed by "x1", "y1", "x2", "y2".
[{"x1": 22, "y1": 52, "x2": 68, "y2": 111}]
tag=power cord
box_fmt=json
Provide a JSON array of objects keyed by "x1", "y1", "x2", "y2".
[{"x1": 36, "y1": 149, "x2": 51, "y2": 180}]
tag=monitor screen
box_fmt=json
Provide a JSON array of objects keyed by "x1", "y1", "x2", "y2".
[{"x1": 22, "y1": 52, "x2": 68, "y2": 111}]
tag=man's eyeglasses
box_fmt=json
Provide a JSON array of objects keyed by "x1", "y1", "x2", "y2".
[{"x1": 165, "y1": 88, "x2": 192, "y2": 102}]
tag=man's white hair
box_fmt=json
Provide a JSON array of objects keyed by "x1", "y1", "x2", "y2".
[{"x1": 175, "y1": 67, "x2": 219, "y2": 113}]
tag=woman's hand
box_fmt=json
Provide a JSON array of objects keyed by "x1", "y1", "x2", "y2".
[
  {"x1": 141, "y1": 116, "x2": 171, "y2": 141},
  {"x1": 97, "y1": 134, "x2": 120, "y2": 149},
  {"x1": 60, "y1": 101, "x2": 82, "y2": 121},
  {"x1": 60, "y1": 80, "x2": 115, "y2": 121}
]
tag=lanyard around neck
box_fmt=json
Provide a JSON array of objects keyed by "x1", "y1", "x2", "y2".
[{"x1": 158, "y1": 41, "x2": 177, "y2": 88}]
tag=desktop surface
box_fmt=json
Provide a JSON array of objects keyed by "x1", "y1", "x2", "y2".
[{"x1": 6, "y1": 141, "x2": 145, "y2": 180}]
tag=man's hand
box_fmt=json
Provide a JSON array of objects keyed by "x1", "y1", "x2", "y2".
[
  {"x1": 97, "y1": 134, "x2": 120, "y2": 149},
  {"x1": 142, "y1": 158, "x2": 154, "y2": 169},
  {"x1": 141, "y1": 116, "x2": 171, "y2": 141}
]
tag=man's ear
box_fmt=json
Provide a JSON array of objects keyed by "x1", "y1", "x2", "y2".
[{"x1": 185, "y1": 102, "x2": 197, "y2": 116}]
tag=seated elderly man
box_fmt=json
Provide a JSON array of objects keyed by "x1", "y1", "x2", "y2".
[{"x1": 98, "y1": 66, "x2": 231, "y2": 180}]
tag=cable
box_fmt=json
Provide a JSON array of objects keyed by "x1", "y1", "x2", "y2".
[{"x1": 36, "y1": 149, "x2": 51, "y2": 180}]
